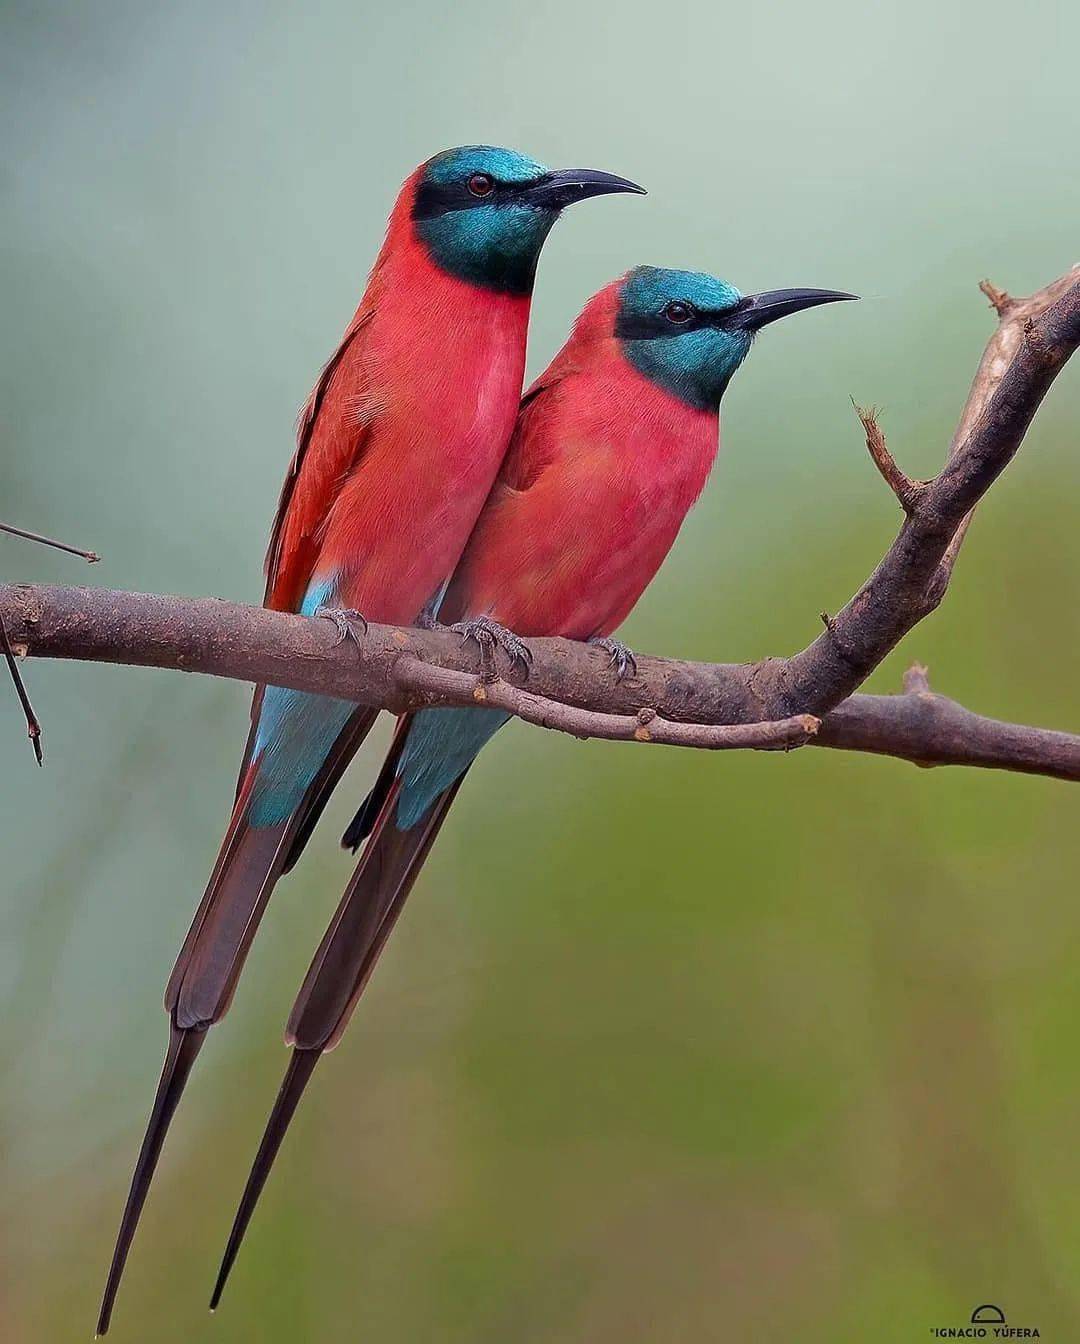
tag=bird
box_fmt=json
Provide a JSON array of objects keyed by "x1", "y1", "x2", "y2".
[
  {"x1": 96, "y1": 145, "x2": 642, "y2": 1335},
  {"x1": 209, "y1": 265, "x2": 857, "y2": 1306}
]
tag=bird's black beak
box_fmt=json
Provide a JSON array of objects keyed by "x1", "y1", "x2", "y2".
[
  {"x1": 523, "y1": 168, "x2": 646, "y2": 210},
  {"x1": 727, "y1": 288, "x2": 858, "y2": 332}
]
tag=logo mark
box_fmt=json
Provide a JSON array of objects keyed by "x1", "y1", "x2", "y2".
[
  {"x1": 972, "y1": 1306, "x2": 1006, "y2": 1325},
  {"x1": 929, "y1": 1302, "x2": 1040, "y2": 1338}
]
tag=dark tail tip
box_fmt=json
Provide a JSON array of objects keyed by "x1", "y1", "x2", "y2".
[
  {"x1": 209, "y1": 1048, "x2": 321, "y2": 1311},
  {"x1": 96, "y1": 1024, "x2": 206, "y2": 1336},
  {"x1": 341, "y1": 786, "x2": 380, "y2": 853}
]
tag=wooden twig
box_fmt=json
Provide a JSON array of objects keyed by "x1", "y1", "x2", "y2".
[
  {"x1": 816, "y1": 664, "x2": 1080, "y2": 782},
  {"x1": 0, "y1": 517, "x2": 100, "y2": 764},
  {"x1": 853, "y1": 401, "x2": 924, "y2": 513},
  {"x1": 979, "y1": 279, "x2": 1013, "y2": 317},
  {"x1": 782, "y1": 264, "x2": 1080, "y2": 711},
  {"x1": 0, "y1": 612, "x2": 43, "y2": 765},
  {"x1": 396, "y1": 657, "x2": 821, "y2": 751},
  {"x1": 0, "y1": 521, "x2": 100, "y2": 564}
]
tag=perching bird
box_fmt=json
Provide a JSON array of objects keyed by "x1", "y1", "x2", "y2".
[
  {"x1": 97, "y1": 145, "x2": 642, "y2": 1335},
  {"x1": 210, "y1": 266, "x2": 857, "y2": 1304}
]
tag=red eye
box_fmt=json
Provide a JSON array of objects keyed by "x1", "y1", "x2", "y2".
[
  {"x1": 663, "y1": 301, "x2": 695, "y2": 324},
  {"x1": 467, "y1": 173, "x2": 495, "y2": 198}
]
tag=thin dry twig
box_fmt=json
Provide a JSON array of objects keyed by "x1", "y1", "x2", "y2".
[
  {"x1": 979, "y1": 279, "x2": 1013, "y2": 317},
  {"x1": 0, "y1": 521, "x2": 100, "y2": 564},
  {"x1": 396, "y1": 657, "x2": 821, "y2": 751},
  {"x1": 817, "y1": 663, "x2": 1080, "y2": 782},
  {"x1": 853, "y1": 401, "x2": 924, "y2": 513},
  {"x1": 1, "y1": 519, "x2": 102, "y2": 763},
  {"x1": 0, "y1": 613, "x2": 43, "y2": 765}
]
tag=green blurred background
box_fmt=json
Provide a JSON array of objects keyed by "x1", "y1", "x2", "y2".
[{"x1": 2, "y1": 1, "x2": 1078, "y2": 1339}]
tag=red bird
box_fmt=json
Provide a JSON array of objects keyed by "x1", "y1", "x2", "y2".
[
  {"x1": 97, "y1": 145, "x2": 641, "y2": 1335},
  {"x1": 210, "y1": 266, "x2": 857, "y2": 1303}
]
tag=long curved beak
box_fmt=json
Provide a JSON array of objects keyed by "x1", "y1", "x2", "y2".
[
  {"x1": 728, "y1": 288, "x2": 858, "y2": 332},
  {"x1": 524, "y1": 168, "x2": 646, "y2": 210}
]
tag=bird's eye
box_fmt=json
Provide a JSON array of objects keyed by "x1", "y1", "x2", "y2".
[
  {"x1": 467, "y1": 173, "x2": 495, "y2": 198},
  {"x1": 662, "y1": 301, "x2": 695, "y2": 324}
]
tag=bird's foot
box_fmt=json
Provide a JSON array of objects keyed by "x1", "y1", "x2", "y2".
[
  {"x1": 590, "y1": 635, "x2": 637, "y2": 682},
  {"x1": 450, "y1": 616, "x2": 532, "y2": 681},
  {"x1": 316, "y1": 607, "x2": 368, "y2": 647}
]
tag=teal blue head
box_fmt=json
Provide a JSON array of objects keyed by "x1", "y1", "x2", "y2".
[
  {"x1": 412, "y1": 146, "x2": 643, "y2": 296},
  {"x1": 616, "y1": 266, "x2": 857, "y2": 411}
]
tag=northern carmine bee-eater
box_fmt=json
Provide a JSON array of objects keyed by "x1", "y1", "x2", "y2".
[
  {"x1": 210, "y1": 266, "x2": 857, "y2": 1304},
  {"x1": 97, "y1": 146, "x2": 642, "y2": 1335}
]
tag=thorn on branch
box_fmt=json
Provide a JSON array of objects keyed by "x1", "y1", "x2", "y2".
[
  {"x1": 979, "y1": 278, "x2": 1013, "y2": 317},
  {"x1": 0, "y1": 519, "x2": 99, "y2": 766},
  {"x1": 902, "y1": 662, "x2": 931, "y2": 695},
  {"x1": 819, "y1": 610, "x2": 862, "y2": 672},
  {"x1": 0, "y1": 612, "x2": 43, "y2": 764},
  {"x1": 851, "y1": 401, "x2": 924, "y2": 514}
]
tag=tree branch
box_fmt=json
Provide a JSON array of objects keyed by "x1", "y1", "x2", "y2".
[
  {"x1": 1, "y1": 518, "x2": 100, "y2": 764},
  {"x1": 1, "y1": 583, "x2": 1077, "y2": 781},
  {"x1": 780, "y1": 264, "x2": 1080, "y2": 713},
  {"x1": 396, "y1": 657, "x2": 821, "y2": 751},
  {"x1": 816, "y1": 665, "x2": 1080, "y2": 782},
  {"x1": 0, "y1": 265, "x2": 1076, "y2": 781},
  {"x1": 0, "y1": 610, "x2": 43, "y2": 765}
]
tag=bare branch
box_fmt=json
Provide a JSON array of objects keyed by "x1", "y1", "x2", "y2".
[
  {"x1": 1, "y1": 517, "x2": 101, "y2": 764},
  {"x1": 0, "y1": 613, "x2": 43, "y2": 765},
  {"x1": 817, "y1": 667, "x2": 1080, "y2": 782},
  {"x1": 781, "y1": 264, "x2": 1080, "y2": 713},
  {"x1": 1, "y1": 583, "x2": 1076, "y2": 782},
  {"x1": 928, "y1": 266, "x2": 1080, "y2": 603},
  {"x1": 853, "y1": 401, "x2": 924, "y2": 513},
  {"x1": 0, "y1": 521, "x2": 100, "y2": 564},
  {"x1": 979, "y1": 278, "x2": 1013, "y2": 317},
  {"x1": 397, "y1": 657, "x2": 821, "y2": 751}
]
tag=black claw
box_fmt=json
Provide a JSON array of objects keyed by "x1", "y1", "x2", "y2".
[
  {"x1": 590, "y1": 636, "x2": 636, "y2": 683},
  {"x1": 450, "y1": 617, "x2": 532, "y2": 679},
  {"x1": 316, "y1": 607, "x2": 368, "y2": 646}
]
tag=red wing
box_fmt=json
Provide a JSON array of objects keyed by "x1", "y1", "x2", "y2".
[
  {"x1": 235, "y1": 307, "x2": 377, "y2": 790},
  {"x1": 264, "y1": 307, "x2": 376, "y2": 612},
  {"x1": 497, "y1": 370, "x2": 567, "y2": 494}
]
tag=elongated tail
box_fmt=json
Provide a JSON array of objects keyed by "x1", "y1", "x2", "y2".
[
  {"x1": 96, "y1": 702, "x2": 376, "y2": 1335},
  {"x1": 340, "y1": 714, "x2": 412, "y2": 852},
  {"x1": 209, "y1": 718, "x2": 496, "y2": 1307},
  {"x1": 96, "y1": 1025, "x2": 205, "y2": 1336}
]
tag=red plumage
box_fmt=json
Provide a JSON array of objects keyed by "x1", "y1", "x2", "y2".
[
  {"x1": 441, "y1": 278, "x2": 719, "y2": 637},
  {"x1": 268, "y1": 164, "x2": 530, "y2": 619},
  {"x1": 209, "y1": 273, "x2": 727, "y2": 1300},
  {"x1": 98, "y1": 159, "x2": 535, "y2": 1336}
]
